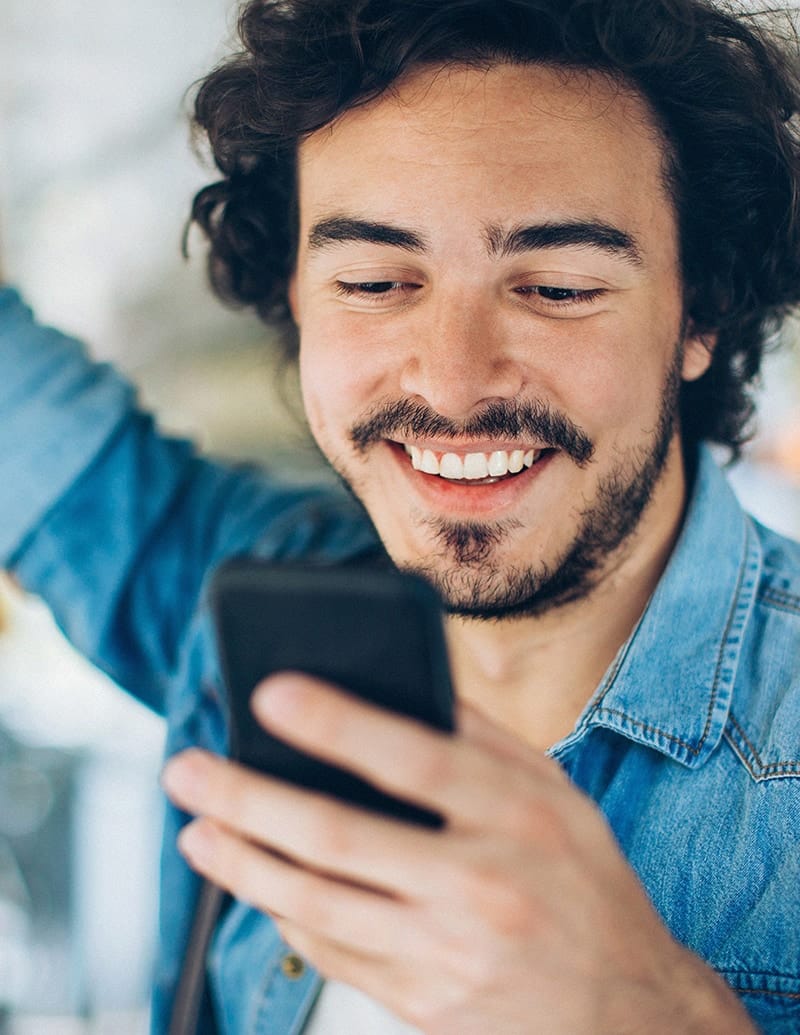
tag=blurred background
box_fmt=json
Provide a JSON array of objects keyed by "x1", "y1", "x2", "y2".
[
  {"x1": 0, "y1": 0, "x2": 799, "y2": 1032},
  {"x1": 0, "y1": 1, "x2": 321, "y2": 1031}
]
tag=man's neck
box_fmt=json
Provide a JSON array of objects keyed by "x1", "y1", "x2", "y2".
[{"x1": 444, "y1": 443, "x2": 691, "y2": 752}]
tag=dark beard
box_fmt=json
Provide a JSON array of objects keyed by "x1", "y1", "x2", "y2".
[
  {"x1": 405, "y1": 354, "x2": 683, "y2": 619},
  {"x1": 337, "y1": 348, "x2": 683, "y2": 620}
]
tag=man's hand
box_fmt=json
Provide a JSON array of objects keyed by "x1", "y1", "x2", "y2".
[{"x1": 162, "y1": 674, "x2": 755, "y2": 1035}]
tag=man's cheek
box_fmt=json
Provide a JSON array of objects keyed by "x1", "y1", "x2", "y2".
[
  {"x1": 569, "y1": 373, "x2": 649, "y2": 441},
  {"x1": 299, "y1": 350, "x2": 338, "y2": 430},
  {"x1": 300, "y1": 376, "x2": 356, "y2": 464},
  {"x1": 301, "y1": 391, "x2": 334, "y2": 452}
]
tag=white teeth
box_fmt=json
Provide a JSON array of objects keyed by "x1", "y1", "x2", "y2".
[
  {"x1": 439, "y1": 453, "x2": 464, "y2": 479},
  {"x1": 488, "y1": 450, "x2": 509, "y2": 476},
  {"x1": 462, "y1": 453, "x2": 489, "y2": 479},
  {"x1": 403, "y1": 444, "x2": 543, "y2": 480},
  {"x1": 508, "y1": 449, "x2": 525, "y2": 473},
  {"x1": 420, "y1": 449, "x2": 440, "y2": 474}
]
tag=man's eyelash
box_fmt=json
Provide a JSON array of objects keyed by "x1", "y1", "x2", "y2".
[
  {"x1": 516, "y1": 286, "x2": 606, "y2": 305},
  {"x1": 335, "y1": 280, "x2": 411, "y2": 296},
  {"x1": 333, "y1": 281, "x2": 606, "y2": 307}
]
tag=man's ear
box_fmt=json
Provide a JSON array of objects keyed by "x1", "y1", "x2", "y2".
[
  {"x1": 682, "y1": 325, "x2": 716, "y2": 383},
  {"x1": 288, "y1": 273, "x2": 300, "y2": 326}
]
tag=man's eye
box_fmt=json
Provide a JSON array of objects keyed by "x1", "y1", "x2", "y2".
[
  {"x1": 537, "y1": 286, "x2": 584, "y2": 301},
  {"x1": 335, "y1": 281, "x2": 405, "y2": 296},
  {"x1": 519, "y1": 285, "x2": 604, "y2": 304}
]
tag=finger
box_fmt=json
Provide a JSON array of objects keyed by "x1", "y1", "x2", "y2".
[
  {"x1": 252, "y1": 673, "x2": 569, "y2": 830},
  {"x1": 177, "y1": 817, "x2": 428, "y2": 958},
  {"x1": 163, "y1": 748, "x2": 442, "y2": 896}
]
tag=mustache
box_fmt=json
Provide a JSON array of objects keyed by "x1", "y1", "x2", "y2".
[{"x1": 349, "y1": 398, "x2": 595, "y2": 466}]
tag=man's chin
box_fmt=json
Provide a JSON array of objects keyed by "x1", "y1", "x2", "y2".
[{"x1": 396, "y1": 557, "x2": 590, "y2": 621}]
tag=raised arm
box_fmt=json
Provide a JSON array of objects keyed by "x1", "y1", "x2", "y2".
[{"x1": 0, "y1": 287, "x2": 376, "y2": 713}]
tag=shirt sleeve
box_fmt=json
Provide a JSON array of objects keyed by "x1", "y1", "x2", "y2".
[
  {"x1": 0, "y1": 287, "x2": 138, "y2": 559},
  {"x1": 0, "y1": 287, "x2": 375, "y2": 714}
]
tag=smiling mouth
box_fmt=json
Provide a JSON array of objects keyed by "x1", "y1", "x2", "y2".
[{"x1": 399, "y1": 443, "x2": 547, "y2": 484}]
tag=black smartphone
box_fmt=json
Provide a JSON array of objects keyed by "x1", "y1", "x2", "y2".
[{"x1": 209, "y1": 558, "x2": 455, "y2": 827}]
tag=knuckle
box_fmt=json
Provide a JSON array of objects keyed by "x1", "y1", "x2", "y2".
[
  {"x1": 305, "y1": 805, "x2": 354, "y2": 862},
  {"x1": 225, "y1": 841, "x2": 270, "y2": 904},
  {"x1": 404, "y1": 987, "x2": 451, "y2": 1033},
  {"x1": 214, "y1": 761, "x2": 261, "y2": 817},
  {"x1": 403, "y1": 742, "x2": 455, "y2": 796},
  {"x1": 421, "y1": 943, "x2": 498, "y2": 1021},
  {"x1": 284, "y1": 876, "x2": 330, "y2": 929},
  {"x1": 499, "y1": 792, "x2": 574, "y2": 852},
  {"x1": 232, "y1": 784, "x2": 272, "y2": 835},
  {"x1": 449, "y1": 849, "x2": 537, "y2": 940},
  {"x1": 452, "y1": 854, "x2": 493, "y2": 903},
  {"x1": 455, "y1": 948, "x2": 501, "y2": 997},
  {"x1": 448, "y1": 854, "x2": 491, "y2": 907},
  {"x1": 477, "y1": 871, "x2": 531, "y2": 933},
  {"x1": 483, "y1": 881, "x2": 535, "y2": 938}
]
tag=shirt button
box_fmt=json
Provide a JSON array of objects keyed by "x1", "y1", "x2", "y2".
[{"x1": 281, "y1": 952, "x2": 306, "y2": 980}]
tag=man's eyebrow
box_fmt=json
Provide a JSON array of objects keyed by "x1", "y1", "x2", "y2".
[
  {"x1": 306, "y1": 215, "x2": 643, "y2": 266},
  {"x1": 307, "y1": 216, "x2": 429, "y2": 253},
  {"x1": 485, "y1": 220, "x2": 644, "y2": 266}
]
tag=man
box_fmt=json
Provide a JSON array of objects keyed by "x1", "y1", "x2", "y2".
[{"x1": 2, "y1": 0, "x2": 800, "y2": 1031}]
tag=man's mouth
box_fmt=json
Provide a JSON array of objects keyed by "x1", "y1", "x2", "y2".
[{"x1": 400, "y1": 443, "x2": 544, "y2": 484}]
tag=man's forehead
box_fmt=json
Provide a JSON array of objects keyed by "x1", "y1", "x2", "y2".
[
  {"x1": 295, "y1": 61, "x2": 673, "y2": 255},
  {"x1": 299, "y1": 61, "x2": 661, "y2": 157}
]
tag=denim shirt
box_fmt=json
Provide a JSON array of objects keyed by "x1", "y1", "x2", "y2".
[{"x1": 1, "y1": 286, "x2": 798, "y2": 1034}]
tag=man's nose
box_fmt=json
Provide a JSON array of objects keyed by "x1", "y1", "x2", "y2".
[{"x1": 398, "y1": 296, "x2": 524, "y2": 419}]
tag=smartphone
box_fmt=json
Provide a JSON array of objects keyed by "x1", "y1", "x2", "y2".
[{"x1": 209, "y1": 558, "x2": 455, "y2": 827}]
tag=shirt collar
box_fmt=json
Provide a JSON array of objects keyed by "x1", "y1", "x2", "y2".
[{"x1": 572, "y1": 446, "x2": 763, "y2": 769}]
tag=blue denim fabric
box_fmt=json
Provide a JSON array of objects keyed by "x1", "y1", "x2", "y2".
[{"x1": 1, "y1": 287, "x2": 798, "y2": 1033}]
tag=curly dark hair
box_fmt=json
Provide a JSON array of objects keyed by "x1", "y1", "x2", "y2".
[{"x1": 189, "y1": 0, "x2": 800, "y2": 457}]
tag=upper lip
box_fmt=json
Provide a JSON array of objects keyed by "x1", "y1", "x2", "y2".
[{"x1": 389, "y1": 438, "x2": 548, "y2": 455}]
